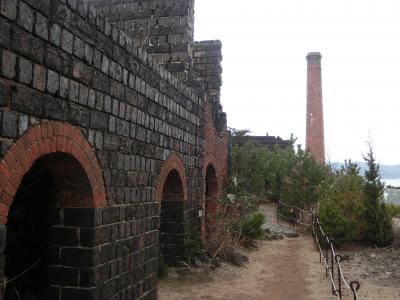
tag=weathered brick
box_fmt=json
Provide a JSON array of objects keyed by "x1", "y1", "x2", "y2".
[
  {"x1": 11, "y1": 85, "x2": 44, "y2": 115},
  {"x1": 61, "y1": 29, "x2": 73, "y2": 54},
  {"x1": 17, "y1": 1, "x2": 34, "y2": 32},
  {"x1": 1, "y1": 109, "x2": 18, "y2": 137},
  {"x1": 0, "y1": 16, "x2": 10, "y2": 47},
  {"x1": 69, "y1": 80, "x2": 79, "y2": 102},
  {"x1": 47, "y1": 70, "x2": 59, "y2": 94},
  {"x1": 48, "y1": 266, "x2": 79, "y2": 286},
  {"x1": 59, "y1": 75, "x2": 69, "y2": 98},
  {"x1": 79, "y1": 84, "x2": 88, "y2": 106},
  {"x1": 33, "y1": 64, "x2": 46, "y2": 91},
  {"x1": 18, "y1": 57, "x2": 33, "y2": 84},
  {"x1": 18, "y1": 114, "x2": 28, "y2": 135},
  {"x1": 50, "y1": 23, "x2": 61, "y2": 46},
  {"x1": 0, "y1": 0, "x2": 17, "y2": 20},
  {"x1": 34, "y1": 12, "x2": 48, "y2": 40},
  {"x1": 90, "y1": 110, "x2": 108, "y2": 131},
  {"x1": 2, "y1": 50, "x2": 16, "y2": 79}
]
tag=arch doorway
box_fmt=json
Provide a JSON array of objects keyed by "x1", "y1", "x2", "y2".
[
  {"x1": 4, "y1": 153, "x2": 96, "y2": 299},
  {"x1": 160, "y1": 170, "x2": 185, "y2": 264},
  {"x1": 0, "y1": 121, "x2": 106, "y2": 300},
  {"x1": 205, "y1": 164, "x2": 218, "y2": 226}
]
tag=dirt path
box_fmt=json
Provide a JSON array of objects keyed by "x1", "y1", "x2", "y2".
[
  {"x1": 158, "y1": 236, "x2": 331, "y2": 300},
  {"x1": 159, "y1": 202, "x2": 400, "y2": 299}
]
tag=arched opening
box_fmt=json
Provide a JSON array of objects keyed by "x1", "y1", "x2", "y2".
[
  {"x1": 160, "y1": 170, "x2": 185, "y2": 264},
  {"x1": 205, "y1": 164, "x2": 218, "y2": 226},
  {"x1": 4, "y1": 153, "x2": 95, "y2": 299}
]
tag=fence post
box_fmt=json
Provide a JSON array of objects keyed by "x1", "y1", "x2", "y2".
[{"x1": 336, "y1": 255, "x2": 342, "y2": 299}]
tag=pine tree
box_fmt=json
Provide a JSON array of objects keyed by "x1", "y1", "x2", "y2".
[{"x1": 363, "y1": 145, "x2": 393, "y2": 247}]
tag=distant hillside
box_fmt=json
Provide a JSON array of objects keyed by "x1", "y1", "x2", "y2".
[{"x1": 330, "y1": 162, "x2": 400, "y2": 179}]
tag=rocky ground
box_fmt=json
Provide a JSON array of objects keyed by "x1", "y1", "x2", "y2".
[{"x1": 335, "y1": 218, "x2": 400, "y2": 299}]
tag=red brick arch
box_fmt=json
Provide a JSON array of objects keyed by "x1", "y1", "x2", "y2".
[
  {"x1": 0, "y1": 121, "x2": 106, "y2": 224},
  {"x1": 155, "y1": 154, "x2": 187, "y2": 202},
  {"x1": 204, "y1": 155, "x2": 221, "y2": 197}
]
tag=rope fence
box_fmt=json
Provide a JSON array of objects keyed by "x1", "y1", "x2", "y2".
[{"x1": 276, "y1": 198, "x2": 361, "y2": 300}]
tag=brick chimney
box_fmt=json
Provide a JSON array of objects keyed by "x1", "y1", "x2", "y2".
[{"x1": 306, "y1": 52, "x2": 325, "y2": 163}]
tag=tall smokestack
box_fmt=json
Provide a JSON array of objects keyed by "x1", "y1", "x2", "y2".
[{"x1": 306, "y1": 52, "x2": 325, "y2": 163}]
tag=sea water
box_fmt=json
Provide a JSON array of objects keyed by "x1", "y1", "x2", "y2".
[{"x1": 384, "y1": 179, "x2": 400, "y2": 187}]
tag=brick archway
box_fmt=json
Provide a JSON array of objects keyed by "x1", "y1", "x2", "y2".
[
  {"x1": 0, "y1": 121, "x2": 106, "y2": 224},
  {"x1": 155, "y1": 154, "x2": 187, "y2": 202},
  {"x1": 205, "y1": 163, "x2": 219, "y2": 216},
  {"x1": 155, "y1": 154, "x2": 187, "y2": 264},
  {"x1": 203, "y1": 154, "x2": 221, "y2": 196}
]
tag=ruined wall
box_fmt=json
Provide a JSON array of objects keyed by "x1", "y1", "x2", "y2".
[
  {"x1": 0, "y1": 0, "x2": 207, "y2": 298},
  {"x1": 88, "y1": 0, "x2": 195, "y2": 83},
  {"x1": 191, "y1": 41, "x2": 228, "y2": 235}
]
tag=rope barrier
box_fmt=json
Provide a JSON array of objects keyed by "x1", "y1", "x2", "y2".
[{"x1": 276, "y1": 198, "x2": 361, "y2": 299}]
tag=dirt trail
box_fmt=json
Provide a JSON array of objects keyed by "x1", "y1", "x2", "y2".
[
  {"x1": 159, "y1": 202, "x2": 400, "y2": 299},
  {"x1": 158, "y1": 236, "x2": 331, "y2": 300}
]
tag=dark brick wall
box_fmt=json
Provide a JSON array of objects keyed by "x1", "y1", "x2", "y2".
[
  {"x1": 0, "y1": 0, "x2": 212, "y2": 298},
  {"x1": 88, "y1": 0, "x2": 195, "y2": 83}
]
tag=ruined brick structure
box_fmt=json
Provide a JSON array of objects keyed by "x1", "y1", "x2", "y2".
[
  {"x1": 0, "y1": 0, "x2": 228, "y2": 299},
  {"x1": 233, "y1": 135, "x2": 292, "y2": 150},
  {"x1": 306, "y1": 52, "x2": 325, "y2": 163}
]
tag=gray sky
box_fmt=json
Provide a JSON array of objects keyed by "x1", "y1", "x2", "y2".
[{"x1": 194, "y1": 0, "x2": 400, "y2": 165}]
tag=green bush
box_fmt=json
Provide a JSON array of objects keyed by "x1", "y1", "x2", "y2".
[
  {"x1": 183, "y1": 228, "x2": 202, "y2": 261},
  {"x1": 363, "y1": 146, "x2": 393, "y2": 247},
  {"x1": 319, "y1": 201, "x2": 357, "y2": 246},
  {"x1": 158, "y1": 255, "x2": 168, "y2": 279},
  {"x1": 386, "y1": 203, "x2": 400, "y2": 218},
  {"x1": 239, "y1": 212, "x2": 265, "y2": 242}
]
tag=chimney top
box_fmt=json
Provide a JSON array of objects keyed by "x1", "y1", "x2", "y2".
[{"x1": 307, "y1": 52, "x2": 322, "y2": 59}]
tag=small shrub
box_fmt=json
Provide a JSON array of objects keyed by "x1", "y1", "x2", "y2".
[
  {"x1": 386, "y1": 203, "x2": 400, "y2": 219},
  {"x1": 183, "y1": 228, "x2": 202, "y2": 261},
  {"x1": 239, "y1": 212, "x2": 265, "y2": 242},
  {"x1": 319, "y1": 201, "x2": 357, "y2": 246},
  {"x1": 158, "y1": 255, "x2": 168, "y2": 279}
]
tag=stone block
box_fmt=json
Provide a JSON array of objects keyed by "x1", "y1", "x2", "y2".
[
  {"x1": 48, "y1": 227, "x2": 79, "y2": 247},
  {"x1": 11, "y1": 85, "x2": 44, "y2": 115},
  {"x1": 79, "y1": 84, "x2": 88, "y2": 106},
  {"x1": 2, "y1": 50, "x2": 15, "y2": 79},
  {"x1": 90, "y1": 110, "x2": 108, "y2": 130},
  {"x1": 48, "y1": 266, "x2": 79, "y2": 287},
  {"x1": 63, "y1": 207, "x2": 102, "y2": 227},
  {"x1": 0, "y1": 16, "x2": 10, "y2": 47},
  {"x1": 34, "y1": 12, "x2": 48, "y2": 40},
  {"x1": 18, "y1": 114, "x2": 28, "y2": 135},
  {"x1": 45, "y1": 44, "x2": 69, "y2": 75},
  {"x1": 33, "y1": 64, "x2": 46, "y2": 91},
  {"x1": 47, "y1": 70, "x2": 59, "y2": 94},
  {"x1": 61, "y1": 29, "x2": 73, "y2": 54},
  {"x1": 18, "y1": 57, "x2": 33, "y2": 84},
  {"x1": 61, "y1": 248, "x2": 99, "y2": 268},
  {"x1": 0, "y1": 0, "x2": 17, "y2": 20},
  {"x1": 0, "y1": 80, "x2": 10, "y2": 107},
  {"x1": 1, "y1": 109, "x2": 18, "y2": 137},
  {"x1": 50, "y1": 23, "x2": 61, "y2": 46},
  {"x1": 17, "y1": 1, "x2": 34, "y2": 32},
  {"x1": 59, "y1": 75, "x2": 69, "y2": 98},
  {"x1": 69, "y1": 80, "x2": 79, "y2": 102}
]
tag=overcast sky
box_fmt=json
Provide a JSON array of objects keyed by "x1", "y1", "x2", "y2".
[{"x1": 194, "y1": 0, "x2": 400, "y2": 165}]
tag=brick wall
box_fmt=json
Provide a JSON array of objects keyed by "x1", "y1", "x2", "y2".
[
  {"x1": 0, "y1": 0, "x2": 228, "y2": 298},
  {"x1": 88, "y1": 0, "x2": 195, "y2": 83}
]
